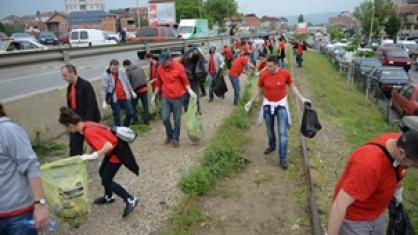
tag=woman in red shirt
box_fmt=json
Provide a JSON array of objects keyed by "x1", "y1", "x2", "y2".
[
  {"x1": 58, "y1": 107, "x2": 138, "y2": 218},
  {"x1": 228, "y1": 51, "x2": 255, "y2": 105}
]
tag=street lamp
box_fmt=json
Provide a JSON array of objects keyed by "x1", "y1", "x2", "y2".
[{"x1": 136, "y1": 0, "x2": 141, "y2": 27}]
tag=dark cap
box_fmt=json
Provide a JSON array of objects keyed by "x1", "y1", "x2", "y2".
[
  {"x1": 159, "y1": 49, "x2": 171, "y2": 64},
  {"x1": 398, "y1": 130, "x2": 418, "y2": 161}
]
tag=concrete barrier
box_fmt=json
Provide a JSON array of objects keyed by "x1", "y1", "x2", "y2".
[{"x1": 3, "y1": 64, "x2": 150, "y2": 140}]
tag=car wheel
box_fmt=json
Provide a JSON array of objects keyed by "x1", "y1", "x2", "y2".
[{"x1": 137, "y1": 51, "x2": 146, "y2": 59}]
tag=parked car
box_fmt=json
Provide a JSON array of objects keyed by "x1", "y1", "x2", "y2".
[
  {"x1": 378, "y1": 47, "x2": 412, "y2": 72},
  {"x1": 70, "y1": 29, "x2": 117, "y2": 47},
  {"x1": 399, "y1": 116, "x2": 418, "y2": 131},
  {"x1": 0, "y1": 39, "x2": 48, "y2": 54},
  {"x1": 369, "y1": 67, "x2": 411, "y2": 98},
  {"x1": 105, "y1": 32, "x2": 120, "y2": 42},
  {"x1": 11, "y1": 33, "x2": 37, "y2": 42},
  {"x1": 391, "y1": 83, "x2": 418, "y2": 116},
  {"x1": 397, "y1": 40, "x2": 418, "y2": 60},
  {"x1": 38, "y1": 31, "x2": 58, "y2": 45},
  {"x1": 354, "y1": 58, "x2": 382, "y2": 83},
  {"x1": 130, "y1": 26, "x2": 180, "y2": 59},
  {"x1": 58, "y1": 32, "x2": 69, "y2": 45}
]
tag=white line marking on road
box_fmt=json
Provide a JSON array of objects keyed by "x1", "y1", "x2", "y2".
[{"x1": 0, "y1": 71, "x2": 59, "y2": 85}]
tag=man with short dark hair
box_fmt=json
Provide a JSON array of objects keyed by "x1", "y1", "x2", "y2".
[
  {"x1": 245, "y1": 56, "x2": 310, "y2": 169},
  {"x1": 327, "y1": 131, "x2": 418, "y2": 235},
  {"x1": 0, "y1": 103, "x2": 51, "y2": 235},
  {"x1": 228, "y1": 50, "x2": 255, "y2": 105},
  {"x1": 151, "y1": 50, "x2": 196, "y2": 148},
  {"x1": 61, "y1": 64, "x2": 101, "y2": 156},
  {"x1": 123, "y1": 59, "x2": 150, "y2": 125}
]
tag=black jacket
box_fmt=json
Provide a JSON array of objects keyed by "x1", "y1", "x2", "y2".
[{"x1": 67, "y1": 77, "x2": 101, "y2": 122}]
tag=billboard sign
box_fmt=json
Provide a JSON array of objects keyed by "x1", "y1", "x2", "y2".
[{"x1": 148, "y1": 2, "x2": 176, "y2": 25}]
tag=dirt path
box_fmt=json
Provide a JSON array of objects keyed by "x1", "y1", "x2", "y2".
[
  {"x1": 193, "y1": 115, "x2": 312, "y2": 235},
  {"x1": 59, "y1": 75, "x2": 248, "y2": 235}
]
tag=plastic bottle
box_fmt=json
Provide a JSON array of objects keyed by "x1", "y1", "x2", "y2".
[{"x1": 22, "y1": 219, "x2": 59, "y2": 232}]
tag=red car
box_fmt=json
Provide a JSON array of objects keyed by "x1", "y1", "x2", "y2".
[
  {"x1": 379, "y1": 47, "x2": 412, "y2": 72},
  {"x1": 391, "y1": 83, "x2": 418, "y2": 116},
  {"x1": 58, "y1": 33, "x2": 69, "y2": 45}
]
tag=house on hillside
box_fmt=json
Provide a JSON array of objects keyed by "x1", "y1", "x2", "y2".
[
  {"x1": 395, "y1": 3, "x2": 418, "y2": 37},
  {"x1": 328, "y1": 11, "x2": 359, "y2": 31},
  {"x1": 68, "y1": 10, "x2": 116, "y2": 32},
  {"x1": 46, "y1": 12, "x2": 69, "y2": 34}
]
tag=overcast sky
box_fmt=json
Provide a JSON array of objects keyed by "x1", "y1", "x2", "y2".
[{"x1": 0, "y1": 0, "x2": 363, "y2": 19}]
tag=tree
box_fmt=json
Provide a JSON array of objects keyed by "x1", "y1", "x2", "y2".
[
  {"x1": 175, "y1": 0, "x2": 201, "y2": 23},
  {"x1": 384, "y1": 14, "x2": 401, "y2": 39},
  {"x1": 353, "y1": 0, "x2": 395, "y2": 39},
  {"x1": 328, "y1": 26, "x2": 347, "y2": 41},
  {"x1": 298, "y1": 14, "x2": 304, "y2": 23},
  {"x1": 204, "y1": 0, "x2": 238, "y2": 28}
]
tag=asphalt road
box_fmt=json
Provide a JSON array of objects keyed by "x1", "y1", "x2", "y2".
[{"x1": 0, "y1": 39, "x2": 227, "y2": 101}]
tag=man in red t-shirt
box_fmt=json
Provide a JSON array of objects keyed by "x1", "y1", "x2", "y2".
[
  {"x1": 228, "y1": 51, "x2": 255, "y2": 105},
  {"x1": 151, "y1": 50, "x2": 196, "y2": 148},
  {"x1": 223, "y1": 45, "x2": 233, "y2": 69},
  {"x1": 327, "y1": 131, "x2": 418, "y2": 235},
  {"x1": 257, "y1": 53, "x2": 268, "y2": 73},
  {"x1": 245, "y1": 56, "x2": 310, "y2": 169},
  {"x1": 277, "y1": 38, "x2": 286, "y2": 68},
  {"x1": 296, "y1": 41, "x2": 306, "y2": 68},
  {"x1": 146, "y1": 53, "x2": 159, "y2": 92}
]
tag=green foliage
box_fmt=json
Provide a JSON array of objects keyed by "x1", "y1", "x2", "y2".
[
  {"x1": 179, "y1": 167, "x2": 215, "y2": 196},
  {"x1": 355, "y1": 50, "x2": 376, "y2": 58},
  {"x1": 203, "y1": 143, "x2": 249, "y2": 178},
  {"x1": 384, "y1": 14, "x2": 401, "y2": 39},
  {"x1": 32, "y1": 130, "x2": 66, "y2": 158},
  {"x1": 328, "y1": 26, "x2": 346, "y2": 42},
  {"x1": 0, "y1": 23, "x2": 25, "y2": 36},
  {"x1": 298, "y1": 14, "x2": 305, "y2": 23},
  {"x1": 130, "y1": 123, "x2": 151, "y2": 135},
  {"x1": 353, "y1": 0, "x2": 396, "y2": 39},
  {"x1": 226, "y1": 108, "x2": 251, "y2": 130}
]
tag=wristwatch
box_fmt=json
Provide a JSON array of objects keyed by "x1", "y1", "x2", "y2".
[{"x1": 33, "y1": 199, "x2": 47, "y2": 205}]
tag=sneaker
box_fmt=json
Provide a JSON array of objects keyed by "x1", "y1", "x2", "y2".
[
  {"x1": 123, "y1": 197, "x2": 138, "y2": 218},
  {"x1": 172, "y1": 140, "x2": 180, "y2": 148},
  {"x1": 94, "y1": 195, "x2": 115, "y2": 205},
  {"x1": 164, "y1": 138, "x2": 172, "y2": 145},
  {"x1": 263, "y1": 147, "x2": 275, "y2": 155},
  {"x1": 279, "y1": 160, "x2": 288, "y2": 170}
]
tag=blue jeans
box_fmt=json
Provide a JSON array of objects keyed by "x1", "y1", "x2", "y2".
[
  {"x1": 111, "y1": 100, "x2": 134, "y2": 127},
  {"x1": 0, "y1": 211, "x2": 37, "y2": 235},
  {"x1": 162, "y1": 95, "x2": 184, "y2": 141},
  {"x1": 228, "y1": 76, "x2": 240, "y2": 105},
  {"x1": 207, "y1": 73, "x2": 216, "y2": 100},
  {"x1": 263, "y1": 105, "x2": 289, "y2": 161},
  {"x1": 132, "y1": 91, "x2": 150, "y2": 124},
  {"x1": 279, "y1": 57, "x2": 285, "y2": 68}
]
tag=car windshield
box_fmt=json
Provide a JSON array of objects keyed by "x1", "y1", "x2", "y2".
[
  {"x1": 136, "y1": 28, "x2": 158, "y2": 37},
  {"x1": 40, "y1": 32, "x2": 54, "y2": 37},
  {"x1": 405, "y1": 43, "x2": 418, "y2": 50},
  {"x1": 387, "y1": 50, "x2": 408, "y2": 57},
  {"x1": 178, "y1": 26, "x2": 194, "y2": 34},
  {"x1": 380, "y1": 69, "x2": 409, "y2": 80},
  {"x1": 361, "y1": 60, "x2": 381, "y2": 68},
  {"x1": 0, "y1": 41, "x2": 8, "y2": 50},
  {"x1": 13, "y1": 33, "x2": 30, "y2": 38}
]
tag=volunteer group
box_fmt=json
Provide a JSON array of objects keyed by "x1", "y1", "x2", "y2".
[{"x1": 1, "y1": 35, "x2": 417, "y2": 235}]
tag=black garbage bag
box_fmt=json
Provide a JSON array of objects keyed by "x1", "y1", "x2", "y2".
[
  {"x1": 300, "y1": 102, "x2": 322, "y2": 138},
  {"x1": 211, "y1": 69, "x2": 228, "y2": 97},
  {"x1": 387, "y1": 200, "x2": 416, "y2": 235}
]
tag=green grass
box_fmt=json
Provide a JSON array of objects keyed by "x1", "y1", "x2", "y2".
[
  {"x1": 130, "y1": 123, "x2": 151, "y2": 135},
  {"x1": 31, "y1": 130, "x2": 66, "y2": 160},
  {"x1": 302, "y1": 51, "x2": 418, "y2": 231}
]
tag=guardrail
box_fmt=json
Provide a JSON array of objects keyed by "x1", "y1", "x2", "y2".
[{"x1": 0, "y1": 35, "x2": 262, "y2": 67}]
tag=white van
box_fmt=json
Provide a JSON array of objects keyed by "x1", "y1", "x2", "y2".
[{"x1": 70, "y1": 29, "x2": 117, "y2": 47}]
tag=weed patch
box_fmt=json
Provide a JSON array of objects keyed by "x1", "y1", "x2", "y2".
[{"x1": 32, "y1": 130, "x2": 66, "y2": 159}]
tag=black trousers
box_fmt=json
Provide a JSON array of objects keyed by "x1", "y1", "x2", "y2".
[
  {"x1": 99, "y1": 156, "x2": 132, "y2": 201},
  {"x1": 69, "y1": 132, "x2": 84, "y2": 156}
]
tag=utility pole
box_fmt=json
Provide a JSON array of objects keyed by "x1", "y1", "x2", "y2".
[
  {"x1": 227, "y1": 0, "x2": 229, "y2": 20},
  {"x1": 199, "y1": 0, "x2": 202, "y2": 19},
  {"x1": 136, "y1": 0, "x2": 141, "y2": 27},
  {"x1": 369, "y1": 0, "x2": 375, "y2": 47}
]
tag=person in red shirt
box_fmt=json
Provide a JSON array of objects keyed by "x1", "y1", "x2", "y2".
[
  {"x1": 257, "y1": 53, "x2": 268, "y2": 73},
  {"x1": 151, "y1": 50, "x2": 196, "y2": 148},
  {"x1": 327, "y1": 131, "x2": 418, "y2": 235},
  {"x1": 223, "y1": 45, "x2": 233, "y2": 69},
  {"x1": 245, "y1": 56, "x2": 310, "y2": 169},
  {"x1": 296, "y1": 41, "x2": 306, "y2": 68},
  {"x1": 146, "y1": 53, "x2": 159, "y2": 92},
  {"x1": 58, "y1": 107, "x2": 139, "y2": 218},
  {"x1": 228, "y1": 51, "x2": 255, "y2": 105},
  {"x1": 101, "y1": 59, "x2": 137, "y2": 127}
]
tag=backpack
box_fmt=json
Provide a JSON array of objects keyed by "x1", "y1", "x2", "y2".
[{"x1": 111, "y1": 126, "x2": 137, "y2": 144}]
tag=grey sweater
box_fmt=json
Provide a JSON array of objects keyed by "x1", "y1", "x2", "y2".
[
  {"x1": 0, "y1": 117, "x2": 40, "y2": 214},
  {"x1": 101, "y1": 68, "x2": 134, "y2": 103}
]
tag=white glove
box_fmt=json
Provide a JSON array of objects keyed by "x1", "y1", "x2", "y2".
[
  {"x1": 255, "y1": 72, "x2": 260, "y2": 76},
  {"x1": 188, "y1": 90, "x2": 197, "y2": 99},
  {"x1": 132, "y1": 92, "x2": 137, "y2": 99},
  {"x1": 149, "y1": 79, "x2": 157, "y2": 84},
  {"x1": 102, "y1": 101, "x2": 108, "y2": 110},
  {"x1": 80, "y1": 152, "x2": 98, "y2": 161},
  {"x1": 151, "y1": 94, "x2": 156, "y2": 104},
  {"x1": 394, "y1": 187, "x2": 403, "y2": 206},
  {"x1": 244, "y1": 101, "x2": 252, "y2": 112}
]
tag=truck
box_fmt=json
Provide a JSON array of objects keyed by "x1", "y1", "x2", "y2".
[{"x1": 178, "y1": 19, "x2": 209, "y2": 39}]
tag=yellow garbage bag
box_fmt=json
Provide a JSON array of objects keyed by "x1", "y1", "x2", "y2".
[
  {"x1": 40, "y1": 157, "x2": 90, "y2": 228},
  {"x1": 183, "y1": 96, "x2": 204, "y2": 142}
]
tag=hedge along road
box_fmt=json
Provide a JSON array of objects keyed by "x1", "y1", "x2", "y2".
[
  {"x1": 0, "y1": 39, "x2": 227, "y2": 101},
  {"x1": 54, "y1": 73, "x2": 248, "y2": 234}
]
